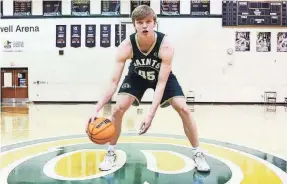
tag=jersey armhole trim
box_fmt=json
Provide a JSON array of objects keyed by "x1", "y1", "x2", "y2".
[{"x1": 158, "y1": 34, "x2": 166, "y2": 59}]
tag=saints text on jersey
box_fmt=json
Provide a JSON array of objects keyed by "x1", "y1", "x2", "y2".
[
  {"x1": 133, "y1": 58, "x2": 161, "y2": 71},
  {"x1": 133, "y1": 58, "x2": 161, "y2": 81}
]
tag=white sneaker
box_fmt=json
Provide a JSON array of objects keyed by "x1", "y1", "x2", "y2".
[
  {"x1": 99, "y1": 151, "x2": 116, "y2": 171},
  {"x1": 193, "y1": 151, "x2": 211, "y2": 172}
]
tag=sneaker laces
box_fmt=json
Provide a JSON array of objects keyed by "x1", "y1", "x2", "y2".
[
  {"x1": 104, "y1": 151, "x2": 116, "y2": 163},
  {"x1": 194, "y1": 152, "x2": 207, "y2": 163}
]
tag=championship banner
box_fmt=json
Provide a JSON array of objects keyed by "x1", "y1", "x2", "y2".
[
  {"x1": 85, "y1": 25, "x2": 96, "y2": 48},
  {"x1": 71, "y1": 0, "x2": 90, "y2": 16},
  {"x1": 13, "y1": 0, "x2": 32, "y2": 16},
  {"x1": 56, "y1": 25, "x2": 66, "y2": 48},
  {"x1": 115, "y1": 24, "x2": 126, "y2": 47},
  {"x1": 160, "y1": 0, "x2": 180, "y2": 15},
  {"x1": 71, "y1": 25, "x2": 81, "y2": 48},
  {"x1": 130, "y1": 0, "x2": 150, "y2": 14},
  {"x1": 43, "y1": 1, "x2": 62, "y2": 16},
  {"x1": 101, "y1": 0, "x2": 120, "y2": 16},
  {"x1": 100, "y1": 24, "x2": 111, "y2": 48}
]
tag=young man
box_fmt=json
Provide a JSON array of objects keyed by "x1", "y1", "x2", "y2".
[{"x1": 88, "y1": 5, "x2": 210, "y2": 172}]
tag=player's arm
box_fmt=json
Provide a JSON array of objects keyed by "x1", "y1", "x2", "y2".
[
  {"x1": 148, "y1": 36, "x2": 174, "y2": 117},
  {"x1": 94, "y1": 39, "x2": 132, "y2": 113}
]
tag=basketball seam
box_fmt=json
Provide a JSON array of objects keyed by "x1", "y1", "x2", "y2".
[
  {"x1": 90, "y1": 122, "x2": 112, "y2": 136},
  {"x1": 90, "y1": 117, "x2": 98, "y2": 136},
  {"x1": 90, "y1": 136, "x2": 111, "y2": 141}
]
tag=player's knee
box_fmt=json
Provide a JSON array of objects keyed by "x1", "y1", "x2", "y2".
[
  {"x1": 113, "y1": 104, "x2": 128, "y2": 117},
  {"x1": 176, "y1": 105, "x2": 190, "y2": 117}
]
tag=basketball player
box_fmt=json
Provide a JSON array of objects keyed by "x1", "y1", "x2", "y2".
[{"x1": 88, "y1": 5, "x2": 210, "y2": 172}]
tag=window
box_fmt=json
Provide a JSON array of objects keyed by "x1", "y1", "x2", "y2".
[
  {"x1": 101, "y1": 0, "x2": 120, "y2": 16},
  {"x1": 43, "y1": 0, "x2": 61, "y2": 16},
  {"x1": 13, "y1": 0, "x2": 32, "y2": 16},
  {"x1": 71, "y1": 0, "x2": 90, "y2": 16}
]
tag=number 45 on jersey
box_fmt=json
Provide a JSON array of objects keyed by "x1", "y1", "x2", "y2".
[{"x1": 138, "y1": 70, "x2": 155, "y2": 81}]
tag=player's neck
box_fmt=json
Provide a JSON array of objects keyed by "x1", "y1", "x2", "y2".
[{"x1": 137, "y1": 31, "x2": 156, "y2": 46}]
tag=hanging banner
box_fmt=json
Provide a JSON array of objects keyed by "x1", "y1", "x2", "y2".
[
  {"x1": 115, "y1": 24, "x2": 126, "y2": 47},
  {"x1": 160, "y1": 0, "x2": 180, "y2": 15},
  {"x1": 13, "y1": 0, "x2": 32, "y2": 16},
  {"x1": 71, "y1": 25, "x2": 81, "y2": 48},
  {"x1": 56, "y1": 25, "x2": 66, "y2": 48},
  {"x1": 85, "y1": 25, "x2": 96, "y2": 48},
  {"x1": 43, "y1": 1, "x2": 62, "y2": 16},
  {"x1": 101, "y1": 0, "x2": 120, "y2": 15},
  {"x1": 130, "y1": 0, "x2": 150, "y2": 14},
  {"x1": 100, "y1": 24, "x2": 111, "y2": 48},
  {"x1": 71, "y1": 0, "x2": 90, "y2": 16}
]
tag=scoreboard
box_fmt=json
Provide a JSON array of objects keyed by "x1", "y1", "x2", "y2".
[{"x1": 222, "y1": 1, "x2": 287, "y2": 26}]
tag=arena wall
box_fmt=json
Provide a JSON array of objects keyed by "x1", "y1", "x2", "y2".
[{"x1": 1, "y1": 0, "x2": 286, "y2": 103}]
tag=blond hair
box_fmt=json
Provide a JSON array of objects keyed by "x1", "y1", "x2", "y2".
[{"x1": 131, "y1": 5, "x2": 157, "y2": 25}]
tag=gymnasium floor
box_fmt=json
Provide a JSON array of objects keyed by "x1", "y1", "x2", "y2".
[{"x1": 1, "y1": 103, "x2": 287, "y2": 184}]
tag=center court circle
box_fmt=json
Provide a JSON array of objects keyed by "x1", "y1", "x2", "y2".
[
  {"x1": 7, "y1": 143, "x2": 232, "y2": 184},
  {"x1": 1, "y1": 134, "x2": 286, "y2": 184}
]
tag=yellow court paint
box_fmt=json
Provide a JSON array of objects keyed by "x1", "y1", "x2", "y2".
[
  {"x1": 152, "y1": 151, "x2": 186, "y2": 171},
  {"x1": 55, "y1": 151, "x2": 106, "y2": 178}
]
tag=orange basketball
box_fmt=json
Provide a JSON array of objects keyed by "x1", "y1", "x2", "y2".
[{"x1": 87, "y1": 117, "x2": 115, "y2": 144}]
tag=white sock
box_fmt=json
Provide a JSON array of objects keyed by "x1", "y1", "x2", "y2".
[
  {"x1": 192, "y1": 147, "x2": 200, "y2": 153},
  {"x1": 108, "y1": 145, "x2": 116, "y2": 152}
]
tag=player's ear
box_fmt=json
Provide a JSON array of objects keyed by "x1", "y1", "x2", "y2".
[{"x1": 153, "y1": 21, "x2": 157, "y2": 29}]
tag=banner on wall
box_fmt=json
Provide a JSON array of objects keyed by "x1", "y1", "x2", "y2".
[
  {"x1": 115, "y1": 24, "x2": 126, "y2": 47},
  {"x1": 56, "y1": 25, "x2": 66, "y2": 48},
  {"x1": 13, "y1": 0, "x2": 32, "y2": 16},
  {"x1": 85, "y1": 25, "x2": 96, "y2": 48},
  {"x1": 235, "y1": 31, "x2": 250, "y2": 52},
  {"x1": 71, "y1": 0, "x2": 90, "y2": 16},
  {"x1": 43, "y1": 0, "x2": 62, "y2": 16},
  {"x1": 277, "y1": 32, "x2": 287, "y2": 52},
  {"x1": 71, "y1": 25, "x2": 81, "y2": 48},
  {"x1": 101, "y1": 0, "x2": 120, "y2": 15},
  {"x1": 100, "y1": 24, "x2": 111, "y2": 48},
  {"x1": 130, "y1": 0, "x2": 150, "y2": 14},
  {"x1": 256, "y1": 32, "x2": 271, "y2": 52},
  {"x1": 160, "y1": 0, "x2": 180, "y2": 15}
]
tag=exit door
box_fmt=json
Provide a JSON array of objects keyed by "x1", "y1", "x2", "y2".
[{"x1": 1, "y1": 68, "x2": 28, "y2": 103}]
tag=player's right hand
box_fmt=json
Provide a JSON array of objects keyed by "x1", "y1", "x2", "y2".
[{"x1": 86, "y1": 112, "x2": 99, "y2": 133}]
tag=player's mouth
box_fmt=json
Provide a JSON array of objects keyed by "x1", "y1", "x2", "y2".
[{"x1": 142, "y1": 30, "x2": 149, "y2": 34}]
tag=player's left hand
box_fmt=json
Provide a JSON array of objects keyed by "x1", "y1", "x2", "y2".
[{"x1": 139, "y1": 115, "x2": 154, "y2": 135}]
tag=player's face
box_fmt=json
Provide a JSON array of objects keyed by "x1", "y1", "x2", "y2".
[{"x1": 134, "y1": 15, "x2": 156, "y2": 37}]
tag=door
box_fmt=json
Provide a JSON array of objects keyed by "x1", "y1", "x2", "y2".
[
  {"x1": 1, "y1": 68, "x2": 28, "y2": 103},
  {"x1": 14, "y1": 69, "x2": 28, "y2": 100}
]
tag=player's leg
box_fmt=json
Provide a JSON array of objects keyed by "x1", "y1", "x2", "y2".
[
  {"x1": 169, "y1": 97, "x2": 199, "y2": 147},
  {"x1": 99, "y1": 94, "x2": 136, "y2": 171},
  {"x1": 160, "y1": 74, "x2": 211, "y2": 172},
  {"x1": 110, "y1": 94, "x2": 136, "y2": 145},
  {"x1": 99, "y1": 74, "x2": 146, "y2": 171}
]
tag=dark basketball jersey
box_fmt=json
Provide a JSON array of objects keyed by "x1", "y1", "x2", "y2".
[{"x1": 128, "y1": 31, "x2": 167, "y2": 83}]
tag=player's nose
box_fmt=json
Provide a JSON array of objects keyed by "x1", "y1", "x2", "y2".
[{"x1": 142, "y1": 22, "x2": 147, "y2": 28}]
